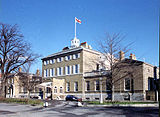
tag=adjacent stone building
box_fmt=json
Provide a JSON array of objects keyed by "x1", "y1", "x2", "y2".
[
  {"x1": 113, "y1": 54, "x2": 159, "y2": 101},
  {"x1": 5, "y1": 68, "x2": 42, "y2": 98},
  {"x1": 84, "y1": 53, "x2": 159, "y2": 101}
]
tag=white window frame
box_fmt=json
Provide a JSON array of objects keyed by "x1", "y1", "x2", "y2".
[
  {"x1": 50, "y1": 59, "x2": 55, "y2": 64},
  {"x1": 44, "y1": 70, "x2": 46, "y2": 77},
  {"x1": 73, "y1": 54, "x2": 76, "y2": 59},
  {"x1": 47, "y1": 60, "x2": 49, "y2": 65},
  {"x1": 57, "y1": 57, "x2": 62, "y2": 62},
  {"x1": 65, "y1": 55, "x2": 71, "y2": 61},
  {"x1": 78, "y1": 53, "x2": 80, "y2": 58},
  {"x1": 44, "y1": 61, "x2": 47, "y2": 65}
]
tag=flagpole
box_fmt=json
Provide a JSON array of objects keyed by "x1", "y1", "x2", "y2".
[{"x1": 75, "y1": 17, "x2": 76, "y2": 38}]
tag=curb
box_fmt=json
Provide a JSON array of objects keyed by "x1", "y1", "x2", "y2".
[{"x1": 86, "y1": 104, "x2": 159, "y2": 107}]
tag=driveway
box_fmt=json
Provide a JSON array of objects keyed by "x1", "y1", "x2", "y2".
[{"x1": 0, "y1": 101, "x2": 158, "y2": 117}]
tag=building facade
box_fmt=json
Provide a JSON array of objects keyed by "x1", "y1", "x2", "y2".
[
  {"x1": 42, "y1": 37, "x2": 106, "y2": 100},
  {"x1": 42, "y1": 38, "x2": 159, "y2": 101}
]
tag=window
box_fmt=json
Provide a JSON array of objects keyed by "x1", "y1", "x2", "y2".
[
  {"x1": 57, "y1": 57, "x2": 62, "y2": 62},
  {"x1": 65, "y1": 55, "x2": 71, "y2": 61},
  {"x1": 66, "y1": 82, "x2": 70, "y2": 92},
  {"x1": 148, "y1": 78, "x2": 154, "y2": 91},
  {"x1": 54, "y1": 87, "x2": 57, "y2": 93},
  {"x1": 96, "y1": 64, "x2": 100, "y2": 70},
  {"x1": 125, "y1": 78, "x2": 131, "y2": 91},
  {"x1": 95, "y1": 80, "x2": 100, "y2": 91},
  {"x1": 106, "y1": 80, "x2": 111, "y2": 91},
  {"x1": 50, "y1": 68, "x2": 54, "y2": 77},
  {"x1": 74, "y1": 64, "x2": 79, "y2": 74},
  {"x1": 57, "y1": 67, "x2": 63, "y2": 76},
  {"x1": 65, "y1": 66, "x2": 70, "y2": 75},
  {"x1": 74, "y1": 82, "x2": 78, "y2": 92},
  {"x1": 46, "y1": 87, "x2": 51, "y2": 93},
  {"x1": 44, "y1": 69, "x2": 49, "y2": 77},
  {"x1": 73, "y1": 53, "x2": 80, "y2": 59},
  {"x1": 75, "y1": 54, "x2": 78, "y2": 59},
  {"x1": 47, "y1": 60, "x2": 49, "y2": 65},
  {"x1": 44, "y1": 61, "x2": 47, "y2": 65},
  {"x1": 60, "y1": 87, "x2": 63, "y2": 93},
  {"x1": 50, "y1": 59, "x2": 54, "y2": 64},
  {"x1": 86, "y1": 81, "x2": 90, "y2": 91}
]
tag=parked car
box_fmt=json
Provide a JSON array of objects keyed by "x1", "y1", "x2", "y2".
[
  {"x1": 30, "y1": 95, "x2": 40, "y2": 99},
  {"x1": 106, "y1": 93, "x2": 112, "y2": 100},
  {"x1": 65, "y1": 95, "x2": 81, "y2": 101}
]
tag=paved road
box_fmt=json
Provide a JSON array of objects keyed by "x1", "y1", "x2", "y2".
[{"x1": 0, "y1": 101, "x2": 158, "y2": 117}]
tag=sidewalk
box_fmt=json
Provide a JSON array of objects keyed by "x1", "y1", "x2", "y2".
[{"x1": 86, "y1": 103, "x2": 159, "y2": 107}]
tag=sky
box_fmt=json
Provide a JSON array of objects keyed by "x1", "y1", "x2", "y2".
[{"x1": 0, "y1": 0, "x2": 159, "y2": 73}]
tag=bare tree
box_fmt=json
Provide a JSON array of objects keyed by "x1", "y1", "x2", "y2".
[
  {"x1": 0, "y1": 23, "x2": 40, "y2": 97},
  {"x1": 98, "y1": 32, "x2": 134, "y2": 101}
]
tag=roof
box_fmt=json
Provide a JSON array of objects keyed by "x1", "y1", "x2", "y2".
[
  {"x1": 7, "y1": 72, "x2": 42, "y2": 79},
  {"x1": 41, "y1": 46, "x2": 101, "y2": 60}
]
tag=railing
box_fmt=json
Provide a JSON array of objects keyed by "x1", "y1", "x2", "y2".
[{"x1": 84, "y1": 70, "x2": 110, "y2": 77}]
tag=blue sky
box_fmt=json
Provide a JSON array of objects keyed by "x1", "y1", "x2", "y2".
[{"x1": 0, "y1": 0, "x2": 159, "y2": 73}]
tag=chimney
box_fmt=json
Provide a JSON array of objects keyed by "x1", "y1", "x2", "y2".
[
  {"x1": 129, "y1": 53, "x2": 136, "y2": 60},
  {"x1": 119, "y1": 51, "x2": 125, "y2": 61},
  {"x1": 19, "y1": 67, "x2": 22, "y2": 72},
  {"x1": 36, "y1": 69, "x2": 40, "y2": 76}
]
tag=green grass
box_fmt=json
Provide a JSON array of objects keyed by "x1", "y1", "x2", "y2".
[
  {"x1": 0, "y1": 97, "x2": 43, "y2": 106},
  {"x1": 86, "y1": 101, "x2": 158, "y2": 105}
]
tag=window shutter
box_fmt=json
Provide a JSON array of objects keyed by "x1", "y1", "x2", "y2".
[
  {"x1": 44, "y1": 61, "x2": 46, "y2": 65},
  {"x1": 65, "y1": 66, "x2": 67, "y2": 75},
  {"x1": 73, "y1": 54, "x2": 75, "y2": 59},
  {"x1": 57, "y1": 68, "x2": 59, "y2": 76},
  {"x1": 44, "y1": 70, "x2": 46, "y2": 77},
  {"x1": 50, "y1": 60, "x2": 52, "y2": 64},
  {"x1": 78, "y1": 64, "x2": 80, "y2": 73},
  {"x1": 53, "y1": 68, "x2": 55, "y2": 76},
  {"x1": 61, "y1": 67, "x2": 63, "y2": 75},
  {"x1": 73, "y1": 65, "x2": 75, "y2": 74},
  {"x1": 50, "y1": 69, "x2": 52, "y2": 77},
  {"x1": 65, "y1": 56, "x2": 67, "y2": 61}
]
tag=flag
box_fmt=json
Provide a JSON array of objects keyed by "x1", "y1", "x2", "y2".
[{"x1": 75, "y1": 17, "x2": 81, "y2": 24}]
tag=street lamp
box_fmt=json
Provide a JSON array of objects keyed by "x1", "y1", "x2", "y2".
[{"x1": 100, "y1": 76, "x2": 103, "y2": 104}]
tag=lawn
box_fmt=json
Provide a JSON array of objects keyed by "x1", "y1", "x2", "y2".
[
  {"x1": 0, "y1": 97, "x2": 43, "y2": 106},
  {"x1": 86, "y1": 101, "x2": 158, "y2": 105}
]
